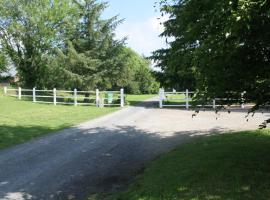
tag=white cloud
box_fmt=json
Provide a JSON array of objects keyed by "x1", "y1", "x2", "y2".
[{"x1": 115, "y1": 15, "x2": 169, "y2": 56}]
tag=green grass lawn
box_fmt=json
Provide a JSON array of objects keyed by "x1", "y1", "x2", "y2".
[
  {"x1": 0, "y1": 92, "x2": 154, "y2": 149},
  {"x1": 162, "y1": 94, "x2": 188, "y2": 106},
  {"x1": 126, "y1": 94, "x2": 157, "y2": 106},
  {"x1": 0, "y1": 95, "x2": 119, "y2": 149},
  {"x1": 112, "y1": 129, "x2": 270, "y2": 200}
]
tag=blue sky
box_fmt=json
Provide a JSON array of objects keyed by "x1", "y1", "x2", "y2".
[{"x1": 102, "y1": 0, "x2": 168, "y2": 56}]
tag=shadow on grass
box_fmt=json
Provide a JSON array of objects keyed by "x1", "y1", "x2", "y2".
[
  {"x1": 112, "y1": 130, "x2": 270, "y2": 200},
  {"x1": 0, "y1": 125, "x2": 66, "y2": 150}
]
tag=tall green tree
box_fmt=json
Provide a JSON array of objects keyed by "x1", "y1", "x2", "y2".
[
  {"x1": 113, "y1": 47, "x2": 159, "y2": 94},
  {"x1": 50, "y1": 0, "x2": 159, "y2": 94},
  {"x1": 154, "y1": 0, "x2": 270, "y2": 107},
  {"x1": 0, "y1": 0, "x2": 159, "y2": 94},
  {"x1": 48, "y1": 0, "x2": 124, "y2": 90},
  {"x1": 0, "y1": 0, "x2": 77, "y2": 87}
]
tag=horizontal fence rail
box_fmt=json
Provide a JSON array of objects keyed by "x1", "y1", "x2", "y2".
[
  {"x1": 3, "y1": 87, "x2": 125, "y2": 108},
  {"x1": 159, "y1": 88, "x2": 247, "y2": 109}
]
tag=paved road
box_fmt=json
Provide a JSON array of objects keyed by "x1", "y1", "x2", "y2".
[{"x1": 0, "y1": 99, "x2": 268, "y2": 200}]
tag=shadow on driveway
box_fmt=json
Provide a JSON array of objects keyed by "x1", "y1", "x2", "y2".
[{"x1": 0, "y1": 124, "x2": 227, "y2": 200}]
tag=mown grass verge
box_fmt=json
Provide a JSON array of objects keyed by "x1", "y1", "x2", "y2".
[
  {"x1": 125, "y1": 94, "x2": 157, "y2": 106},
  {"x1": 111, "y1": 129, "x2": 270, "y2": 200},
  {"x1": 0, "y1": 90, "x2": 155, "y2": 149},
  {"x1": 0, "y1": 95, "x2": 119, "y2": 149}
]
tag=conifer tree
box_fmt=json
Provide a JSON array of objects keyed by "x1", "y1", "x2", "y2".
[{"x1": 51, "y1": 0, "x2": 124, "y2": 90}]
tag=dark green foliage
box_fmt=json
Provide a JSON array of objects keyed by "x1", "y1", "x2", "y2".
[
  {"x1": 152, "y1": 48, "x2": 196, "y2": 91},
  {"x1": 49, "y1": 0, "x2": 158, "y2": 93},
  {"x1": 115, "y1": 47, "x2": 159, "y2": 94},
  {"x1": 0, "y1": 51, "x2": 8, "y2": 73},
  {"x1": 0, "y1": 0, "x2": 77, "y2": 88},
  {"x1": 0, "y1": 0, "x2": 158, "y2": 94},
  {"x1": 153, "y1": 0, "x2": 270, "y2": 106},
  {"x1": 49, "y1": 0, "x2": 124, "y2": 90}
]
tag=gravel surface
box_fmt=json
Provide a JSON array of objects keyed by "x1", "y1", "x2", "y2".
[{"x1": 0, "y1": 98, "x2": 268, "y2": 200}]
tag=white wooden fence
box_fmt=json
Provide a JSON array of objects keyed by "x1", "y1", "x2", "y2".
[
  {"x1": 159, "y1": 88, "x2": 246, "y2": 109},
  {"x1": 3, "y1": 87, "x2": 125, "y2": 108}
]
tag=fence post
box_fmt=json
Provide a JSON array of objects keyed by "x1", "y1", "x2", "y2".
[
  {"x1": 241, "y1": 92, "x2": 245, "y2": 109},
  {"x1": 33, "y1": 88, "x2": 36, "y2": 103},
  {"x1": 74, "y1": 88, "x2": 78, "y2": 106},
  {"x1": 18, "y1": 87, "x2": 22, "y2": 100},
  {"x1": 96, "y1": 89, "x2": 100, "y2": 107},
  {"x1": 4, "y1": 87, "x2": 7, "y2": 95},
  {"x1": 213, "y1": 99, "x2": 216, "y2": 109},
  {"x1": 159, "y1": 88, "x2": 163, "y2": 108},
  {"x1": 120, "y1": 88, "x2": 124, "y2": 108},
  {"x1": 53, "y1": 88, "x2": 57, "y2": 106},
  {"x1": 185, "y1": 89, "x2": 189, "y2": 109}
]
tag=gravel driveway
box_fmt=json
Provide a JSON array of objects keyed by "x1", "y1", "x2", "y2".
[{"x1": 0, "y1": 98, "x2": 268, "y2": 200}]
